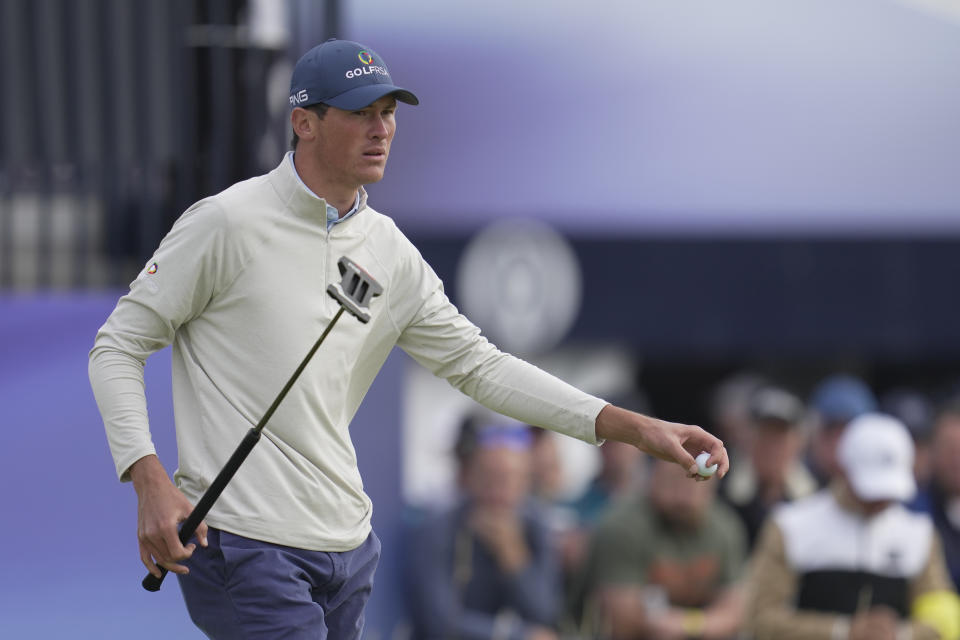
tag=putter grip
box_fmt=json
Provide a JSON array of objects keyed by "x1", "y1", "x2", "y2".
[{"x1": 141, "y1": 428, "x2": 262, "y2": 592}]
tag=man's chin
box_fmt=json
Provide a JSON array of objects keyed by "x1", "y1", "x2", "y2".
[{"x1": 358, "y1": 170, "x2": 386, "y2": 185}]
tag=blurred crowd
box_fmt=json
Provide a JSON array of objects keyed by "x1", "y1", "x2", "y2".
[{"x1": 401, "y1": 372, "x2": 960, "y2": 640}]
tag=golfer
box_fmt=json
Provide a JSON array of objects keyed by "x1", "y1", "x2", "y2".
[{"x1": 89, "y1": 39, "x2": 728, "y2": 639}]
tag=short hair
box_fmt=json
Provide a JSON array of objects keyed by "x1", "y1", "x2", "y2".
[{"x1": 290, "y1": 103, "x2": 330, "y2": 150}]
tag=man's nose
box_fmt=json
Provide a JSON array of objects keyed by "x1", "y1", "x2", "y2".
[{"x1": 370, "y1": 116, "x2": 389, "y2": 138}]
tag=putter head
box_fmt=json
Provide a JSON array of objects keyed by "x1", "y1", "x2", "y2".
[{"x1": 327, "y1": 256, "x2": 383, "y2": 323}]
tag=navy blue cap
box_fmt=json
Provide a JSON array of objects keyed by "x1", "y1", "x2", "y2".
[
  {"x1": 810, "y1": 374, "x2": 877, "y2": 425},
  {"x1": 289, "y1": 39, "x2": 419, "y2": 110}
]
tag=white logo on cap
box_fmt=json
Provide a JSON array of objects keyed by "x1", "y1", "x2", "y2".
[
  {"x1": 345, "y1": 65, "x2": 388, "y2": 79},
  {"x1": 289, "y1": 89, "x2": 309, "y2": 106}
]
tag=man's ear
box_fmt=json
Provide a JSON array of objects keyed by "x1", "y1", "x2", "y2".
[{"x1": 291, "y1": 107, "x2": 317, "y2": 142}]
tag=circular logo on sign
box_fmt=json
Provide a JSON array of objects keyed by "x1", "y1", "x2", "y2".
[
  {"x1": 456, "y1": 219, "x2": 582, "y2": 356},
  {"x1": 358, "y1": 51, "x2": 374, "y2": 65}
]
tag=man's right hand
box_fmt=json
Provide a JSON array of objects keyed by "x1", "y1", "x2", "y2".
[
  {"x1": 128, "y1": 455, "x2": 208, "y2": 577},
  {"x1": 468, "y1": 506, "x2": 530, "y2": 574},
  {"x1": 849, "y1": 606, "x2": 900, "y2": 640}
]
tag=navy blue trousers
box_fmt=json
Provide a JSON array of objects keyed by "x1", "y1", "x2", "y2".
[{"x1": 177, "y1": 528, "x2": 380, "y2": 639}]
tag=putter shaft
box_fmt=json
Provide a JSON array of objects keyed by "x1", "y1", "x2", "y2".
[{"x1": 142, "y1": 307, "x2": 346, "y2": 592}]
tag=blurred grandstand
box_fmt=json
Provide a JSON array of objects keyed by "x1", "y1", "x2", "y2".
[{"x1": 0, "y1": 0, "x2": 330, "y2": 288}]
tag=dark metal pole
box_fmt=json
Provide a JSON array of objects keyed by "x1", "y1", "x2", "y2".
[{"x1": 324, "y1": 0, "x2": 340, "y2": 39}]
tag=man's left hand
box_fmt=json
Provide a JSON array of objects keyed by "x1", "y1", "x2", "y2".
[{"x1": 595, "y1": 405, "x2": 729, "y2": 480}]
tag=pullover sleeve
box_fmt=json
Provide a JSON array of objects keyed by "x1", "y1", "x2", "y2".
[
  {"x1": 89, "y1": 201, "x2": 234, "y2": 480},
  {"x1": 393, "y1": 250, "x2": 607, "y2": 445}
]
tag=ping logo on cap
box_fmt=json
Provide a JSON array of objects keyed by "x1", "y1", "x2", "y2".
[
  {"x1": 289, "y1": 89, "x2": 309, "y2": 106},
  {"x1": 358, "y1": 50, "x2": 374, "y2": 64}
]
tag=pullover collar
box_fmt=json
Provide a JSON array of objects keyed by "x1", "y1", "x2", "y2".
[{"x1": 269, "y1": 151, "x2": 368, "y2": 229}]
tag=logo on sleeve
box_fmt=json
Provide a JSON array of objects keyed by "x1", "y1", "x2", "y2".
[{"x1": 147, "y1": 262, "x2": 158, "y2": 274}]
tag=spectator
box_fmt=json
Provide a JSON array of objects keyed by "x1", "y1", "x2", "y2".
[
  {"x1": 807, "y1": 373, "x2": 877, "y2": 486},
  {"x1": 746, "y1": 413, "x2": 960, "y2": 640},
  {"x1": 561, "y1": 392, "x2": 649, "y2": 574},
  {"x1": 709, "y1": 372, "x2": 769, "y2": 470},
  {"x1": 720, "y1": 385, "x2": 817, "y2": 549},
  {"x1": 567, "y1": 439, "x2": 645, "y2": 526},
  {"x1": 561, "y1": 430, "x2": 648, "y2": 631},
  {"x1": 567, "y1": 390, "x2": 652, "y2": 527},
  {"x1": 882, "y1": 387, "x2": 936, "y2": 491},
  {"x1": 407, "y1": 421, "x2": 561, "y2": 640},
  {"x1": 526, "y1": 426, "x2": 585, "y2": 631},
  {"x1": 580, "y1": 458, "x2": 747, "y2": 639},
  {"x1": 913, "y1": 398, "x2": 960, "y2": 591},
  {"x1": 530, "y1": 427, "x2": 566, "y2": 505}
]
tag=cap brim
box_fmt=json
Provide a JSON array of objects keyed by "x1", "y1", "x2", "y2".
[
  {"x1": 324, "y1": 85, "x2": 419, "y2": 110},
  {"x1": 848, "y1": 468, "x2": 916, "y2": 502}
]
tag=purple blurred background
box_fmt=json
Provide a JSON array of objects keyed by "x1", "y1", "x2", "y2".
[{"x1": 354, "y1": 0, "x2": 960, "y2": 235}]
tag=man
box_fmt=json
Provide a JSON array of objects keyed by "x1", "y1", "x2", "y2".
[
  {"x1": 580, "y1": 458, "x2": 748, "y2": 639},
  {"x1": 720, "y1": 384, "x2": 817, "y2": 548},
  {"x1": 89, "y1": 39, "x2": 728, "y2": 639},
  {"x1": 408, "y1": 421, "x2": 560, "y2": 640},
  {"x1": 746, "y1": 413, "x2": 960, "y2": 640},
  {"x1": 806, "y1": 373, "x2": 877, "y2": 486},
  {"x1": 913, "y1": 397, "x2": 960, "y2": 590},
  {"x1": 567, "y1": 391, "x2": 651, "y2": 527},
  {"x1": 882, "y1": 387, "x2": 936, "y2": 495}
]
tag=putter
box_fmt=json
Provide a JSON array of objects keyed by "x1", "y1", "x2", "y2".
[{"x1": 142, "y1": 256, "x2": 382, "y2": 592}]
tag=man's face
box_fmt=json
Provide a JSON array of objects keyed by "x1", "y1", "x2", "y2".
[
  {"x1": 311, "y1": 95, "x2": 397, "y2": 189},
  {"x1": 841, "y1": 472, "x2": 894, "y2": 516},
  {"x1": 933, "y1": 415, "x2": 960, "y2": 495},
  {"x1": 751, "y1": 421, "x2": 801, "y2": 484},
  {"x1": 649, "y1": 460, "x2": 715, "y2": 528},
  {"x1": 465, "y1": 445, "x2": 533, "y2": 511}
]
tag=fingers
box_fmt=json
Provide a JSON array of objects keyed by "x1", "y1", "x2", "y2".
[
  {"x1": 715, "y1": 444, "x2": 730, "y2": 478},
  {"x1": 138, "y1": 538, "x2": 193, "y2": 576},
  {"x1": 676, "y1": 447, "x2": 699, "y2": 477},
  {"x1": 195, "y1": 520, "x2": 209, "y2": 548},
  {"x1": 140, "y1": 541, "x2": 161, "y2": 578},
  {"x1": 133, "y1": 468, "x2": 208, "y2": 579},
  {"x1": 705, "y1": 441, "x2": 730, "y2": 479},
  {"x1": 138, "y1": 521, "x2": 198, "y2": 576},
  {"x1": 158, "y1": 543, "x2": 195, "y2": 575},
  {"x1": 683, "y1": 426, "x2": 729, "y2": 479},
  {"x1": 139, "y1": 539, "x2": 195, "y2": 575}
]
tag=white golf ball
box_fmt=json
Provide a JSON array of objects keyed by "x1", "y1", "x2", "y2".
[{"x1": 696, "y1": 452, "x2": 718, "y2": 477}]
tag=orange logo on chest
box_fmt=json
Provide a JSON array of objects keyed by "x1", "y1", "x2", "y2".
[{"x1": 647, "y1": 556, "x2": 721, "y2": 607}]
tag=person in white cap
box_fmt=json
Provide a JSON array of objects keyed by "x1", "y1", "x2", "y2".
[{"x1": 745, "y1": 413, "x2": 960, "y2": 640}]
